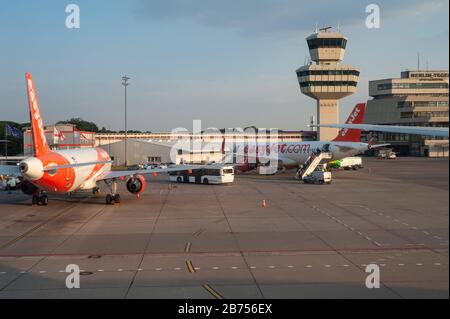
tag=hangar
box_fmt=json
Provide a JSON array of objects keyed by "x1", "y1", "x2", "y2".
[{"x1": 100, "y1": 139, "x2": 225, "y2": 166}]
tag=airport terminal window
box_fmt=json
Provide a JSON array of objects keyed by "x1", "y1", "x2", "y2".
[
  {"x1": 397, "y1": 101, "x2": 413, "y2": 108},
  {"x1": 299, "y1": 81, "x2": 358, "y2": 87},
  {"x1": 377, "y1": 83, "x2": 392, "y2": 90},
  {"x1": 413, "y1": 111, "x2": 449, "y2": 118},
  {"x1": 297, "y1": 70, "x2": 359, "y2": 77},
  {"x1": 400, "y1": 112, "x2": 413, "y2": 118},
  {"x1": 307, "y1": 38, "x2": 347, "y2": 50},
  {"x1": 378, "y1": 82, "x2": 449, "y2": 90},
  {"x1": 414, "y1": 101, "x2": 449, "y2": 107}
]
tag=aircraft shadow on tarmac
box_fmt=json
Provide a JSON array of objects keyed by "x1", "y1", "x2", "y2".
[{"x1": 0, "y1": 191, "x2": 110, "y2": 206}]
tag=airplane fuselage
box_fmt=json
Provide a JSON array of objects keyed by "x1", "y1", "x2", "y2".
[
  {"x1": 234, "y1": 141, "x2": 369, "y2": 169},
  {"x1": 20, "y1": 148, "x2": 111, "y2": 194}
]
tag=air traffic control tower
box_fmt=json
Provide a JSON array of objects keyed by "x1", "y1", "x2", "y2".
[{"x1": 296, "y1": 27, "x2": 360, "y2": 140}]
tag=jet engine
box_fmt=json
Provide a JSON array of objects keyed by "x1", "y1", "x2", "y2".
[
  {"x1": 21, "y1": 180, "x2": 38, "y2": 195},
  {"x1": 126, "y1": 175, "x2": 146, "y2": 194}
]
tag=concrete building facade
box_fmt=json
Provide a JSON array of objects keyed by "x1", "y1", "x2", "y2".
[
  {"x1": 23, "y1": 124, "x2": 95, "y2": 156},
  {"x1": 365, "y1": 70, "x2": 449, "y2": 157},
  {"x1": 297, "y1": 27, "x2": 359, "y2": 141}
]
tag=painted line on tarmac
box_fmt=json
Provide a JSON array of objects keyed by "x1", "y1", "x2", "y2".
[
  {"x1": 0, "y1": 262, "x2": 444, "y2": 275},
  {"x1": 185, "y1": 242, "x2": 192, "y2": 253},
  {"x1": 186, "y1": 260, "x2": 196, "y2": 273},
  {"x1": 202, "y1": 284, "x2": 224, "y2": 299}
]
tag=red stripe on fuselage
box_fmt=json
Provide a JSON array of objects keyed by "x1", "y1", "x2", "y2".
[
  {"x1": 33, "y1": 151, "x2": 76, "y2": 193},
  {"x1": 85, "y1": 148, "x2": 111, "y2": 181}
]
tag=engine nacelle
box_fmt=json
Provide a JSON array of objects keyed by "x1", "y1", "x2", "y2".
[
  {"x1": 126, "y1": 175, "x2": 146, "y2": 194},
  {"x1": 21, "y1": 180, "x2": 38, "y2": 195}
]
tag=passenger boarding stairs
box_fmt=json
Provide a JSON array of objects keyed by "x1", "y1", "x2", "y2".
[{"x1": 301, "y1": 152, "x2": 333, "y2": 179}]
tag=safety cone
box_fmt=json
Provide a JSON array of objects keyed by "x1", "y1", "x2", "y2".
[{"x1": 261, "y1": 199, "x2": 267, "y2": 208}]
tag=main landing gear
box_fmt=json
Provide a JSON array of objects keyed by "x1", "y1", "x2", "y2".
[
  {"x1": 104, "y1": 179, "x2": 121, "y2": 205},
  {"x1": 32, "y1": 191, "x2": 48, "y2": 206}
]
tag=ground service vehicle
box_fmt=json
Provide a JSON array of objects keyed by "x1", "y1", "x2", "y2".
[
  {"x1": 329, "y1": 157, "x2": 363, "y2": 170},
  {"x1": 169, "y1": 165, "x2": 234, "y2": 185}
]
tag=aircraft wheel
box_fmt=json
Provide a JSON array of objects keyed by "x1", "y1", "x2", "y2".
[
  {"x1": 106, "y1": 194, "x2": 114, "y2": 205},
  {"x1": 40, "y1": 195, "x2": 48, "y2": 206},
  {"x1": 113, "y1": 194, "x2": 121, "y2": 203},
  {"x1": 32, "y1": 195, "x2": 39, "y2": 206}
]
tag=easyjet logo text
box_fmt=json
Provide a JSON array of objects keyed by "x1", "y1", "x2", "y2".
[
  {"x1": 340, "y1": 106, "x2": 360, "y2": 137},
  {"x1": 28, "y1": 78, "x2": 47, "y2": 148}
]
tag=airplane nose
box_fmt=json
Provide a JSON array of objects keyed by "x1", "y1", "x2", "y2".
[{"x1": 19, "y1": 157, "x2": 44, "y2": 181}]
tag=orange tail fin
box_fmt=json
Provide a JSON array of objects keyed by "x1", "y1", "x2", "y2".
[
  {"x1": 25, "y1": 73, "x2": 50, "y2": 156},
  {"x1": 332, "y1": 103, "x2": 366, "y2": 142}
]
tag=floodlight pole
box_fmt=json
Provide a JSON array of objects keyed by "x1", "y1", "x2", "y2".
[{"x1": 122, "y1": 76, "x2": 130, "y2": 166}]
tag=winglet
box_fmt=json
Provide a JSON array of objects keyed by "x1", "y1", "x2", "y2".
[{"x1": 25, "y1": 73, "x2": 50, "y2": 156}]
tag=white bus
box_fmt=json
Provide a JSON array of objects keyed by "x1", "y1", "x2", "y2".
[{"x1": 169, "y1": 165, "x2": 234, "y2": 185}]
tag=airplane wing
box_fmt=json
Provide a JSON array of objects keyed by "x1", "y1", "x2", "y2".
[
  {"x1": 311, "y1": 124, "x2": 449, "y2": 138},
  {"x1": 0, "y1": 165, "x2": 21, "y2": 177},
  {"x1": 95, "y1": 164, "x2": 220, "y2": 181}
]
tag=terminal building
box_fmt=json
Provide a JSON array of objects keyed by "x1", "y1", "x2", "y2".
[
  {"x1": 297, "y1": 27, "x2": 360, "y2": 141},
  {"x1": 365, "y1": 70, "x2": 449, "y2": 157}
]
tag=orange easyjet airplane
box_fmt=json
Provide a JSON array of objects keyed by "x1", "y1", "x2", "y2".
[{"x1": 12, "y1": 73, "x2": 198, "y2": 206}]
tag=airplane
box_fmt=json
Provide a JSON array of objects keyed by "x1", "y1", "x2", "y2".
[
  {"x1": 225, "y1": 103, "x2": 387, "y2": 173},
  {"x1": 310, "y1": 122, "x2": 449, "y2": 138},
  {"x1": 0, "y1": 73, "x2": 206, "y2": 206}
]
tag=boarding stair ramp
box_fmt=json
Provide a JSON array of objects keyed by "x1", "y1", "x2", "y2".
[{"x1": 301, "y1": 152, "x2": 333, "y2": 179}]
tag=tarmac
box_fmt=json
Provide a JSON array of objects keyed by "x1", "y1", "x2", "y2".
[{"x1": 0, "y1": 157, "x2": 448, "y2": 299}]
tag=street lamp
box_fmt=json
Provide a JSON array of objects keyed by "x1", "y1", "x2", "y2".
[{"x1": 121, "y1": 75, "x2": 130, "y2": 166}]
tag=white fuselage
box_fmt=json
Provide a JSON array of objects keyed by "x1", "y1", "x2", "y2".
[
  {"x1": 235, "y1": 141, "x2": 369, "y2": 168},
  {"x1": 20, "y1": 147, "x2": 111, "y2": 194}
]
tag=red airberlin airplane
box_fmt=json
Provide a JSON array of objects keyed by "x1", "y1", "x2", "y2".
[{"x1": 15, "y1": 73, "x2": 196, "y2": 206}]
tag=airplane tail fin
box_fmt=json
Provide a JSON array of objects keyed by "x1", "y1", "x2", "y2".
[
  {"x1": 25, "y1": 73, "x2": 50, "y2": 157},
  {"x1": 332, "y1": 103, "x2": 366, "y2": 142}
]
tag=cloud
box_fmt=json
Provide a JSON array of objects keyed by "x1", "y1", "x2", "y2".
[{"x1": 135, "y1": 0, "x2": 447, "y2": 36}]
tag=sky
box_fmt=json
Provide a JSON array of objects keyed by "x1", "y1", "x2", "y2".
[{"x1": 0, "y1": 0, "x2": 448, "y2": 132}]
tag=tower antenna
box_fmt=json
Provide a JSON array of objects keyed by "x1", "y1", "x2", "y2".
[{"x1": 417, "y1": 52, "x2": 420, "y2": 71}]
